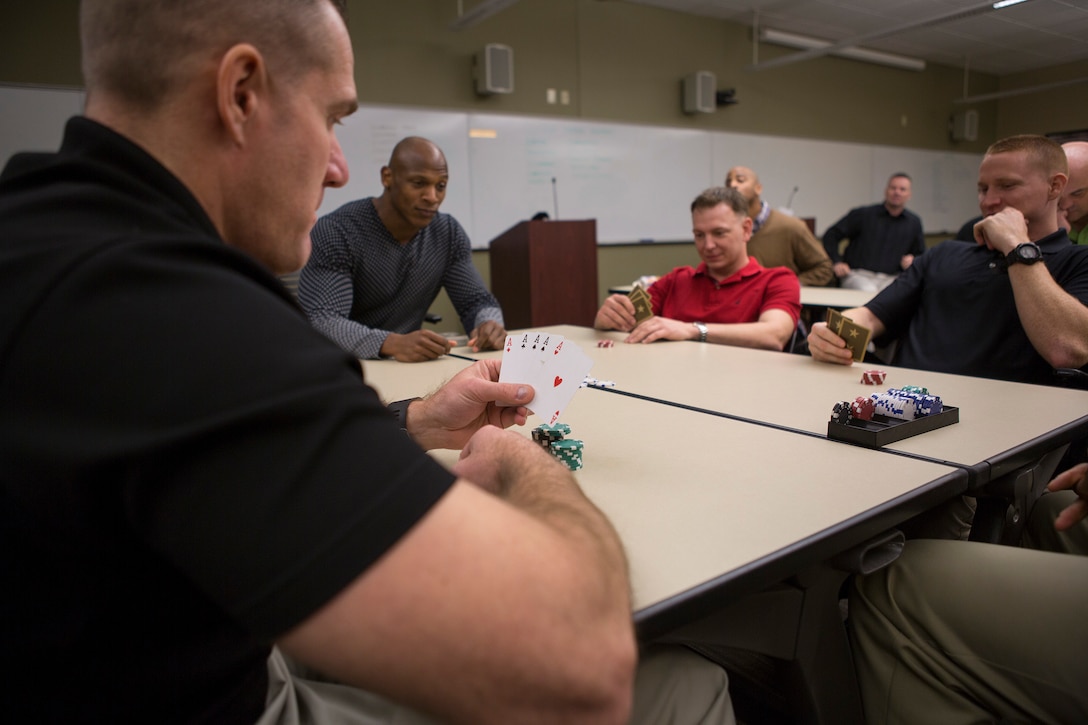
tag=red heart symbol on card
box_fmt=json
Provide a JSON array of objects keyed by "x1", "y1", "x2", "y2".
[{"x1": 553, "y1": 376, "x2": 563, "y2": 387}]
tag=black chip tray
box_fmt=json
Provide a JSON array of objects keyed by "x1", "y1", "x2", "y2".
[{"x1": 827, "y1": 406, "x2": 959, "y2": 448}]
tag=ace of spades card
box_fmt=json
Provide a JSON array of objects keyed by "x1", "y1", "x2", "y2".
[
  {"x1": 628, "y1": 286, "x2": 654, "y2": 325},
  {"x1": 826, "y1": 308, "x2": 872, "y2": 362}
]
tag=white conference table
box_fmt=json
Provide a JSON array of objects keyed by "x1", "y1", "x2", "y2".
[
  {"x1": 363, "y1": 355, "x2": 964, "y2": 635},
  {"x1": 497, "y1": 326, "x2": 1088, "y2": 490},
  {"x1": 362, "y1": 339, "x2": 970, "y2": 722},
  {"x1": 799, "y1": 286, "x2": 874, "y2": 311},
  {"x1": 360, "y1": 327, "x2": 1084, "y2": 719}
]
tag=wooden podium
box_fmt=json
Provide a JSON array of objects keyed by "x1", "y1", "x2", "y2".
[{"x1": 488, "y1": 219, "x2": 598, "y2": 329}]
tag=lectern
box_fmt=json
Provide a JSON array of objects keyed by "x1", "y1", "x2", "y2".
[{"x1": 489, "y1": 219, "x2": 598, "y2": 329}]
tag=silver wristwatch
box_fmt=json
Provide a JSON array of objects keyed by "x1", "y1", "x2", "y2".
[{"x1": 693, "y1": 321, "x2": 708, "y2": 343}]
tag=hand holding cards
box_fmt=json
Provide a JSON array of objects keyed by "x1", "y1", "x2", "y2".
[
  {"x1": 498, "y1": 332, "x2": 594, "y2": 424},
  {"x1": 628, "y1": 286, "x2": 654, "y2": 326},
  {"x1": 826, "y1": 309, "x2": 872, "y2": 362}
]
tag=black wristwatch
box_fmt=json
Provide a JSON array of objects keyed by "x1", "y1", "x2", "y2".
[
  {"x1": 1005, "y1": 242, "x2": 1042, "y2": 266},
  {"x1": 387, "y1": 397, "x2": 420, "y2": 431}
]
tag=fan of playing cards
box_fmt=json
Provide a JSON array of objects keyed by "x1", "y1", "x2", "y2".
[{"x1": 498, "y1": 332, "x2": 594, "y2": 425}]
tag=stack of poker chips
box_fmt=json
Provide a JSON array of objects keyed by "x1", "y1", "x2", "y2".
[
  {"x1": 872, "y1": 392, "x2": 917, "y2": 421},
  {"x1": 877, "y1": 387, "x2": 943, "y2": 418},
  {"x1": 532, "y1": 423, "x2": 584, "y2": 471},
  {"x1": 831, "y1": 396, "x2": 876, "y2": 424},
  {"x1": 831, "y1": 387, "x2": 942, "y2": 424}
]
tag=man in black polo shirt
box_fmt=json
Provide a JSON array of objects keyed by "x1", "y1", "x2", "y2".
[
  {"x1": 808, "y1": 135, "x2": 1088, "y2": 386},
  {"x1": 0, "y1": 1, "x2": 734, "y2": 723},
  {"x1": 823, "y1": 172, "x2": 926, "y2": 292}
]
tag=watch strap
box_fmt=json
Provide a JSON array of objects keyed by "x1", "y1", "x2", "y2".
[
  {"x1": 387, "y1": 397, "x2": 420, "y2": 431},
  {"x1": 1006, "y1": 242, "x2": 1042, "y2": 265}
]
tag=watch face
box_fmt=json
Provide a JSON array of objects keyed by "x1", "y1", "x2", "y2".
[{"x1": 1009, "y1": 243, "x2": 1042, "y2": 264}]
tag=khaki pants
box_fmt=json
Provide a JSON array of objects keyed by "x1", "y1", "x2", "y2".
[
  {"x1": 849, "y1": 539, "x2": 1088, "y2": 724},
  {"x1": 259, "y1": 644, "x2": 735, "y2": 725}
]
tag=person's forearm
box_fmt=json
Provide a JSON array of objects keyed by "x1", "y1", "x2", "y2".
[
  {"x1": 1009, "y1": 264, "x2": 1088, "y2": 369},
  {"x1": 705, "y1": 321, "x2": 791, "y2": 351},
  {"x1": 822, "y1": 232, "x2": 844, "y2": 262},
  {"x1": 471, "y1": 307, "x2": 504, "y2": 331},
  {"x1": 501, "y1": 453, "x2": 631, "y2": 604},
  {"x1": 310, "y1": 314, "x2": 389, "y2": 359},
  {"x1": 798, "y1": 259, "x2": 834, "y2": 287}
]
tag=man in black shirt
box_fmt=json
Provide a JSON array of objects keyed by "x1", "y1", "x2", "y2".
[
  {"x1": 822, "y1": 172, "x2": 926, "y2": 292},
  {"x1": 0, "y1": 1, "x2": 732, "y2": 723}
]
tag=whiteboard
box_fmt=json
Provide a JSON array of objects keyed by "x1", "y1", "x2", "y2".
[
  {"x1": 711, "y1": 133, "x2": 874, "y2": 235},
  {"x1": 468, "y1": 113, "x2": 713, "y2": 244},
  {"x1": 1, "y1": 86, "x2": 983, "y2": 247},
  {"x1": 871, "y1": 147, "x2": 981, "y2": 234},
  {"x1": 317, "y1": 105, "x2": 473, "y2": 229}
]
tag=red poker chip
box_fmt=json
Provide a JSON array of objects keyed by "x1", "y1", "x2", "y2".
[
  {"x1": 596, "y1": 340, "x2": 614, "y2": 348},
  {"x1": 861, "y1": 369, "x2": 886, "y2": 385},
  {"x1": 850, "y1": 396, "x2": 876, "y2": 420}
]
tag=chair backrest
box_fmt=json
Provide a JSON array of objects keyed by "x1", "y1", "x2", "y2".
[{"x1": 788, "y1": 319, "x2": 810, "y2": 355}]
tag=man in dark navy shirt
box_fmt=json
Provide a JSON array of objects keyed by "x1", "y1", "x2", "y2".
[{"x1": 822, "y1": 172, "x2": 926, "y2": 292}]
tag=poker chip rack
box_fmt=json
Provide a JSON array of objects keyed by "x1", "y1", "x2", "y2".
[{"x1": 827, "y1": 406, "x2": 960, "y2": 448}]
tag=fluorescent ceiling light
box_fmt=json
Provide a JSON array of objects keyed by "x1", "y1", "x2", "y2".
[
  {"x1": 992, "y1": 0, "x2": 1030, "y2": 8},
  {"x1": 758, "y1": 28, "x2": 926, "y2": 72},
  {"x1": 449, "y1": 0, "x2": 522, "y2": 30}
]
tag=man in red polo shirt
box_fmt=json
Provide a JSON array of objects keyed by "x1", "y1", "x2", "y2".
[{"x1": 595, "y1": 186, "x2": 801, "y2": 350}]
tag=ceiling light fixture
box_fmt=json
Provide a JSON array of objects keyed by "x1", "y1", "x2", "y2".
[
  {"x1": 747, "y1": 0, "x2": 1038, "y2": 72},
  {"x1": 757, "y1": 28, "x2": 925, "y2": 71},
  {"x1": 449, "y1": 0, "x2": 522, "y2": 30}
]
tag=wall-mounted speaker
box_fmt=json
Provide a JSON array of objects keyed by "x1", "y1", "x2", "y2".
[
  {"x1": 950, "y1": 109, "x2": 979, "y2": 142},
  {"x1": 683, "y1": 71, "x2": 716, "y2": 114},
  {"x1": 475, "y1": 44, "x2": 514, "y2": 95}
]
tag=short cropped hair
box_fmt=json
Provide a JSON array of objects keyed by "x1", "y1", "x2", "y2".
[
  {"x1": 691, "y1": 186, "x2": 748, "y2": 216},
  {"x1": 986, "y1": 135, "x2": 1068, "y2": 177},
  {"x1": 80, "y1": 0, "x2": 348, "y2": 111},
  {"x1": 889, "y1": 172, "x2": 911, "y2": 183}
]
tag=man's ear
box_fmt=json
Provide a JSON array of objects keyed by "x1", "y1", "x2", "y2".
[
  {"x1": 380, "y1": 165, "x2": 393, "y2": 190},
  {"x1": 217, "y1": 43, "x2": 266, "y2": 146},
  {"x1": 1048, "y1": 172, "x2": 1069, "y2": 201}
]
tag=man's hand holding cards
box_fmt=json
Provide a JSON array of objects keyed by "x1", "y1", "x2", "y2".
[
  {"x1": 826, "y1": 309, "x2": 872, "y2": 362},
  {"x1": 498, "y1": 332, "x2": 594, "y2": 425},
  {"x1": 628, "y1": 286, "x2": 655, "y2": 326}
]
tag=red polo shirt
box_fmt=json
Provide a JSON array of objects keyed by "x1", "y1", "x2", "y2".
[{"x1": 648, "y1": 258, "x2": 800, "y2": 325}]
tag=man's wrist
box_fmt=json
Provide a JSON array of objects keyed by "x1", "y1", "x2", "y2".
[
  {"x1": 692, "y1": 321, "x2": 708, "y2": 343},
  {"x1": 387, "y1": 397, "x2": 421, "y2": 432}
]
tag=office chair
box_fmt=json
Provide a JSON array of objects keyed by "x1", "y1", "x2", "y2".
[{"x1": 788, "y1": 320, "x2": 810, "y2": 355}]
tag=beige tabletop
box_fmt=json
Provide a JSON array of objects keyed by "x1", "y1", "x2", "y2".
[
  {"x1": 361, "y1": 351, "x2": 476, "y2": 403},
  {"x1": 493, "y1": 326, "x2": 1088, "y2": 486},
  {"x1": 362, "y1": 357, "x2": 965, "y2": 634},
  {"x1": 799, "y1": 286, "x2": 876, "y2": 310}
]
